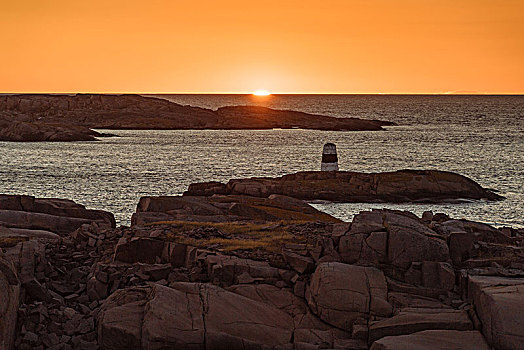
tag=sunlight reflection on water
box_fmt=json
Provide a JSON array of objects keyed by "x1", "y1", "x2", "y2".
[{"x1": 1, "y1": 95, "x2": 523, "y2": 227}]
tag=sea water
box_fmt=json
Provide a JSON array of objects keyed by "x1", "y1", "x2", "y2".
[{"x1": 1, "y1": 95, "x2": 522, "y2": 227}]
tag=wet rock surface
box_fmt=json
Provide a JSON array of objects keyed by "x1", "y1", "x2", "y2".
[{"x1": 1, "y1": 191, "x2": 523, "y2": 349}]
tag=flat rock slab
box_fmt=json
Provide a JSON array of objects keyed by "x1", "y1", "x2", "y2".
[
  {"x1": 369, "y1": 309, "x2": 473, "y2": 343},
  {"x1": 0, "y1": 194, "x2": 115, "y2": 236},
  {"x1": 387, "y1": 292, "x2": 452, "y2": 310},
  {"x1": 0, "y1": 227, "x2": 60, "y2": 242},
  {"x1": 0, "y1": 210, "x2": 97, "y2": 235},
  {"x1": 0, "y1": 195, "x2": 115, "y2": 225},
  {"x1": 132, "y1": 194, "x2": 338, "y2": 225},
  {"x1": 370, "y1": 330, "x2": 490, "y2": 350},
  {"x1": 468, "y1": 275, "x2": 524, "y2": 350},
  {"x1": 227, "y1": 284, "x2": 307, "y2": 317},
  {"x1": 98, "y1": 282, "x2": 294, "y2": 349}
]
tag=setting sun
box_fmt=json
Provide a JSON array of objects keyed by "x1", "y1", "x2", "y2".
[
  {"x1": 0, "y1": 1, "x2": 523, "y2": 93},
  {"x1": 253, "y1": 90, "x2": 270, "y2": 96}
]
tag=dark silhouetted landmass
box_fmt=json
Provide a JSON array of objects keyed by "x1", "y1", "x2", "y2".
[
  {"x1": 0, "y1": 116, "x2": 113, "y2": 142},
  {"x1": 0, "y1": 94, "x2": 395, "y2": 141}
]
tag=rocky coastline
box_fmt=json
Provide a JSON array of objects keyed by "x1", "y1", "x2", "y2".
[
  {"x1": 0, "y1": 94, "x2": 396, "y2": 141},
  {"x1": 185, "y1": 169, "x2": 504, "y2": 203},
  {"x1": 0, "y1": 116, "x2": 111, "y2": 142},
  {"x1": 0, "y1": 172, "x2": 522, "y2": 350}
]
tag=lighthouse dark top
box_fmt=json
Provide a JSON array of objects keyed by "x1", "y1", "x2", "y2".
[{"x1": 321, "y1": 143, "x2": 339, "y2": 171}]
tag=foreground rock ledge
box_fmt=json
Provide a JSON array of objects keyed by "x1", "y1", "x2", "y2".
[
  {"x1": 98, "y1": 282, "x2": 295, "y2": 349},
  {"x1": 1, "y1": 192, "x2": 522, "y2": 350},
  {"x1": 185, "y1": 169, "x2": 504, "y2": 203}
]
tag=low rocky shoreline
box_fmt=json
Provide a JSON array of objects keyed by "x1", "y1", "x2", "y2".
[
  {"x1": 0, "y1": 117, "x2": 108, "y2": 142},
  {"x1": 0, "y1": 94, "x2": 396, "y2": 141},
  {"x1": 185, "y1": 170, "x2": 504, "y2": 203},
  {"x1": 0, "y1": 171, "x2": 522, "y2": 349}
]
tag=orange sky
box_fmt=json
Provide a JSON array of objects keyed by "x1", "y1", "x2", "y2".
[{"x1": 1, "y1": 0, "x2": 523, "y2": 93}]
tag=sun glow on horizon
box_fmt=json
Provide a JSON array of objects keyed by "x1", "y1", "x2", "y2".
[
  {"x1": 0, "y1": 1, "x2": 523, "y2": 93},
  {"x1": 253, "y1": 90, "x2": 270, "y2": 96}
]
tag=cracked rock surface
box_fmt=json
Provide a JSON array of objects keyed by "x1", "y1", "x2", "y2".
[{"x1": 1, "y1": 191, "x2": 523, "y2": 349}]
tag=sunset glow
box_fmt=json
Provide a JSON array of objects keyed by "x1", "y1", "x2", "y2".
[
  {"x1": 1, "y1": 0, "x2": 523, "y2": 93},
  {"x1": 253, "y1": 91, "x2": 270, "y2": 96}
]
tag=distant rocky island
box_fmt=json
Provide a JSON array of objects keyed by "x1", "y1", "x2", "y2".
[
  {"x1": 185, "y1": 169, "x2": 504, "y2": 203},
  {"x1": 1, "y1": 170, "x2": 522, "y2": 349},
  {"x1": 0, "y1": 94, "x2": 396, "y2": 141}
]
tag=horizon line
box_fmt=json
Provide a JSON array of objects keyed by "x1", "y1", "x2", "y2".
[{"x1": 1, "y1": 91, "x2": 524, "y2": 96}]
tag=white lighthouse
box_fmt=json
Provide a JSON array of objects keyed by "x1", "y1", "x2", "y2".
[{"x1": 321, "y1": 143, "x2": 339, "y2": 171}]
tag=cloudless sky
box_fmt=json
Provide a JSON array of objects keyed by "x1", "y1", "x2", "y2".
[{"x1": 1, "y1": 0, "x2": 523, "y2": 93}]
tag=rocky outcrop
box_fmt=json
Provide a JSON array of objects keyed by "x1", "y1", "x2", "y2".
[
  {"x1": 338, "y1": 210, "x2": 454, "y2": 291},
  {"x1": 307, "y1": 262, "x2": 392, "y2": 332},
  {"x1": 0, "y1": 94, "x2": 394, "y2": 139},
  {"x1": 131, "y1": 194, "x2": 340, "y2": 225},
  {"x1": 0, "y1": 116, "x2": 106, "y2": 142},
  {"x1": 2, "y1": 219, "x2": 122, "y2": 350},
  {"x1": 435, "y1": 219, "x2": 520, "y2": 267},
  {"x1": 0, "y1": 257, "x2": 19, "y2": 350},
  {"x1": 97, "y1": 282, "x2": 294, "y2": 349},
  {"x1": 0, "y1": 195, "x2": 115, "y2": 235},
  {"x1": 1, "y1": 191, "x2": 523, "y2": 349},
  {"x1": 215, "y1": 105, "x2": 394, "y2": 130},
  {"x1": 467, "y1": 275, "x2": 524, "y2": 350},
  {"x1": 184, "y1": 170, "x2": 504, "y2": 203},
  {"x1": 0, "y1": 195, "x2": 117, "y2": 349}
]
